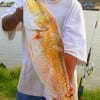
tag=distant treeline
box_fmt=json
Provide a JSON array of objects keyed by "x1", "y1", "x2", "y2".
[
  {"x1": 0, "y1": 1, "x2": 100, "y2": 7},
  {"x1": 79, "y1": 0, "x2": 100, "y2": 3},
  {"x1": 0, "y1": 1, "x2": 14, "y2": 7}
]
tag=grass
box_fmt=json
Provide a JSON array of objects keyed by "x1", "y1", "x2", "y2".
[
  {"x1": 0, "y1": 67, "x2": 20, "y2": 99},
  {"x1": 0, "y1": 66, "x2": 100, "y2": 100},
  {"x1": 80, "y1": 89, "x2": 100, "y2": 100}
]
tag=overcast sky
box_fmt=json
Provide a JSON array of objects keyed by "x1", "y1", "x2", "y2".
[{"x1": 0, "y1": 0, "x2": 15, "y2": 2}]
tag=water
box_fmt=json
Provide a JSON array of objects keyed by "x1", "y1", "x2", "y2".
[
  {"x1": 78, "y1": 10, "x2": 100, "y2": 89},
  {"x1": 0, "y1": 7, "x2": 100, "y2": 88},
  {"x1": 0, "y1": 7, "x2": 22, "y2": 67}
]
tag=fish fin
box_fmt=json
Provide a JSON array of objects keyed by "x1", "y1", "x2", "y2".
[
  {"x1": 32, "y1": 32, "x2": 42, "y2": 39},
  {"x1": 29, "y1": 31, "x2": 41, "y2": 58}
]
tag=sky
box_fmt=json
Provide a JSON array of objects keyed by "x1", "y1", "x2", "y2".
[{"x1": 0, "y1": 0, "x2": 15, "y2": 2}]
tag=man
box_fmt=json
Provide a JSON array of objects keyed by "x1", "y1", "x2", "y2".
[{"x1": 1, "y1": 0, "x2": 87, "y2": 100}]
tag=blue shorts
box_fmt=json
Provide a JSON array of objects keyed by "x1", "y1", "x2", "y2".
[{"x1": 16, "y1": 91, "x2": 46, "y2": 100}]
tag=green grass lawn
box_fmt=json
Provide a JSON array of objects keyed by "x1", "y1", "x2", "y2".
[
  {"x1": 0, "y1": 67, "x2": 20, "y2": 99},
  {"x1": 81, "y1": 89, "x2": 100, "y2": 100},
  {"x1": 0, "y1": 66, "x2": 100, "y2": 100}
]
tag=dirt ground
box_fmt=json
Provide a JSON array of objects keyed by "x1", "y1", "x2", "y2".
[{"x1": 0, "y1": 92, "x2": 15, "y2": 100}]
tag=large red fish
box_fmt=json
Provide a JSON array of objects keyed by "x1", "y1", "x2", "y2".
[{"x1": 24, "y1": 0, "x2": 74, "y2": 99}]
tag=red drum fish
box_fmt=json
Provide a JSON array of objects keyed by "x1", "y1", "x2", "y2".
[{"x1": 25, "y1": 0, "x2": 73, "y2": 99}]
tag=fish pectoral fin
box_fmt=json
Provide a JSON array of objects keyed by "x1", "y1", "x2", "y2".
[{"x1": 32, "y1": 31, "x2": 42, "y2": 39}]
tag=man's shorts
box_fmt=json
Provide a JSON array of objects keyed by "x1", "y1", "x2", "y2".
[{"x1": 16, "y1": 91, "x2": 46, "y2": 100}]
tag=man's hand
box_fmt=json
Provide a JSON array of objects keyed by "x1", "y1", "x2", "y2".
[
  {"x1": 66, "y1": 83, "x2": 75, "y2": 97},
  {"x1": 2, "y1": 7, "x2": 23, "y2": 31},
  {"x1": 53, "y1": 83, "x2": 75, "y2": 100}
]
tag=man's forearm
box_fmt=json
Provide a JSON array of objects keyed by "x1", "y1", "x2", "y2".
[{"x1": 64, "y1": 53, "x2": 77, "y2": 83}]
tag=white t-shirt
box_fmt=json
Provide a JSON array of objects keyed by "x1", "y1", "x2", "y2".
[{"x1": 1, "y1": 0, "x2": 87, "y2": 99}]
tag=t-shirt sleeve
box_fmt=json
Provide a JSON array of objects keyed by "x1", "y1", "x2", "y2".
[
  {"x1": 0, "y1": 0, "x2": 23, "y2": 40},
  {"x1": 63, "y1": 0, "x2": 87, "y2": 64}
]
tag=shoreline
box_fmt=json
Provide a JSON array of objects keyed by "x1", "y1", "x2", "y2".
[
  {"x1": 0, "y1": 6, "x2": 11, "y2": 7},
  {"x1": 0, "y1": 6, "x2": 100, "y2": 11},
  {"x1": 83, "y1": 8, "x2": 100, "y2": 11},
  {"x1": 83, "y1": 6, "x2": 100, "y2": 11}
]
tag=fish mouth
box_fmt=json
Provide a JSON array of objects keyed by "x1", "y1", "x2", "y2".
[
  {"x1": 30, "y1": 26, "x2": 49, "y2": 32},
  {"x1": 32, "y1": 24, "x2": 49, "y2": 32},
  {"x1": 38, "y1": 25, "x2": 49, "y2": 31}
]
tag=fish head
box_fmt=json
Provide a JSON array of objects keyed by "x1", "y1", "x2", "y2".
[{"x1": 26, "y1": 0, "x2": 49, "y2": 31}]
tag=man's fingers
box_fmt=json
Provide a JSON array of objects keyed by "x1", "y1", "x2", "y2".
[{"x1": 66, "y1": 84, "x2": 75, "y2": 97}]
